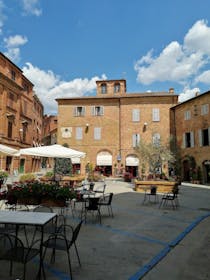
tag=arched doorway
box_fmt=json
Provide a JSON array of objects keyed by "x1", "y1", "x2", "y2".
[
  {"x1": 125, "y1": 155, "x2": 139, "y2": 177},
  {"x1": 96, "y1": 151, "x2": 112, "y2": 176},
  {"x1": 203, "y1": 160, "x2": 210, "y2": 184}
]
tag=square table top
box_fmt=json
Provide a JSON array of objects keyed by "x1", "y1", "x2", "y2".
[{"x1": 0, "y1": 210, "x2": 56, "y2": 226}]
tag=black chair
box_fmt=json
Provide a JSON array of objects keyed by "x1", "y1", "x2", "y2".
[
  {"x1": 159, "y1": 188, "x2": 179, "y2": 209},
  {"x1": 98, "y1": 193, "x2": 114, "y2": 217},
  {"x1": 93, "y1": 182, "x2": 106, "y2": 198},
  {"x1": 31, "y1": 205, "x2": 60, "y2": 243},
  {"x1": 0, "y1": 232, "x2": 41, "y2": 280},
  {"x1": 42, "y1": 220, "x2": 83, "y2": 280},
  {"x1": 83, "y1": 197, "x2": 101, "y2": 224},
  {"x1": 147, "y1": 185, "x2": 158, "y2": 203}
]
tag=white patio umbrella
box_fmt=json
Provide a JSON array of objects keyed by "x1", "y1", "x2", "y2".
[
  {"x1": 0, "y1": 144, "x2": 19, "y2": 171},
  {"x1": 0, "y1": 144, "x2": 18, "y2": 156},
  {"x1": 16, "y1": 144, "x2": 86, "y2": 158}
]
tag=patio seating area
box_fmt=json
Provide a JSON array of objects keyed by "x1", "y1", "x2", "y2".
[{"x1": 0, "y1": 180, "x2": 210, "y2": 279}]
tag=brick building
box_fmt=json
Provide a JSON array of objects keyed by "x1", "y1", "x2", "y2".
[
  {"x1": 170, "y1": 90, "x2": 210, "y2": 184},
  {"x1": 0, "y1": 52, "x2": 43, "y2": 173},
  {"x1": 56, "y1": 79, "x2": 178, "y2": 177}
]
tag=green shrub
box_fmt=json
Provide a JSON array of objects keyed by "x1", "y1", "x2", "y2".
[{"x1": 19, "y1": 173, "x2": 36, "y2": 183}]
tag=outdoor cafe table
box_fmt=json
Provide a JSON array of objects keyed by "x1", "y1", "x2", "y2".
[{"x1": 0, "y1": 210, "x2": 57, "y2": 279}]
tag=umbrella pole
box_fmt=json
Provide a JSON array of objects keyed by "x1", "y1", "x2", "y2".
[{"x1": 53, "y1": 158, "x2": 56, "y2": 181}]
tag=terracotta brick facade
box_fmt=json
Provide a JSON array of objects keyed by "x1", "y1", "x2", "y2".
[
  {"x1": 56, "y1": 80, "x2": 178, "y2": 177},
  {"x1": 170, "y1": 91, "x2": 210, "y2": 184},
  {"x1": 0, "y1": 52, "x2": 43, "y2": 174}
]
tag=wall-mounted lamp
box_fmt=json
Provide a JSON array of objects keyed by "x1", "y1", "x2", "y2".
[
  {"x1": 19, "y1": 128, "x2": 23, "y2": 132},
  {"x1": 85, "y1": 123, "x2": 89, "y2": 133},
  {"x1": 143, "y1": 122, "x2": 148, "y2": 132}
]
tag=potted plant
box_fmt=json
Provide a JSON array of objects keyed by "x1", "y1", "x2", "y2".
[{"x1": 0, "y1": 170, "x2": 8, "y2": 187}]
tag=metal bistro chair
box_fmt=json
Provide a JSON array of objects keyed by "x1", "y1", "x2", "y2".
[
  {"x1": 93, "y1": 181, "x2": 106, "y2": 198},
  {"x1": 42, "y1": 220, "x2": 83, "y2": 280},
  {"x1": 146, "y1": 185, "x2": 159, "y2": 203},
  {"x1": 0, "y1": 232, "x2": 41, "y2": 280},
  {"x1": 98, "y1": 193, "x2": 114, "y2": 217},
  {"x1": 159, "y1": 188, "x2": 179, "y2": 210},
  {"x1": 83, "y1": 197, "x2": 102, "y2": 224},
  {"x1": 31, "y1": 205, "x2": 63, "y2": 244}
]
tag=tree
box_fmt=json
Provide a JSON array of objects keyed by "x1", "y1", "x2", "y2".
[{"x1": 134, "y1": 139, "x2": 175, "y2": 179}]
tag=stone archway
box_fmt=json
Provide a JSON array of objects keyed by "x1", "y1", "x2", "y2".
[{"x1": 96, "y1": 151, "x2": 113, "y2": 176}]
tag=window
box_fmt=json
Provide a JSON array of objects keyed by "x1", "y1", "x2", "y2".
[
  {"x1": 183, "y1": 131, "x2": 194, "y2": 148},
  {"x1": 91, "y1": 106, "x2": 104, "y2": 116},
  {"x1": 74, "y1": 106, "x2": 85, "y2": 117},
  {"x1": 152, "y1": 108, "x2": 160, "y2": 121},
  {"x1": 114, "y1": 83, "x2": 120, "y2": 93},
  {"x1": 198, "y1": 128, "x2": 210, "y2": 146},
  {"x1": 94, "y1": 127, "x2": 101, "y2": 140},
  {"x1": 76, "y1": 127, "x2": 83, "y2": 140},
  {"x1": 22, "y1": 125, "x2": 27, "y2": 142},
  {"x1": 184, "y1": 110, "x2": 191, "y2": 120},
  {"x1": 132, "y1": 133, "x2": 140, "y2": 147},
  {"x1": 132, "y1": 109, "x2": 140, "y2": 122},
  {"x1": 101, "y1": 83, "x2": 107, "y2": 94},
  {"x1": 152, "y1": 133, "x2": 160, "y2": 146},
  {"x1": 10, "y1": 70, "x2": 16, "y2": 81},
  {"x1": 201, "y1": 104, "x2": 209, "y2": 115},
  {"x1": 22, "y1": 83, "x2": 29, "y2": 93},
  {"x1": 7, "y1": 121, "x2": 13, "y2": 138}
]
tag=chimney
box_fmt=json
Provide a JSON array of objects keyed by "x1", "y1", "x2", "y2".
[
  {"x1": 195, "y1": 92, "x2": 200, "y2": 97},
  {"x1": 169, "y1": 88, "x2": 174, "y2": 94}
]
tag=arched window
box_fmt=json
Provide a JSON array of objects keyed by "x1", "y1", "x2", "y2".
[
  {"x1": 101, "y1": 83, "x2": 107, "y2": 94},
  {"x1": 114, "y1": 83, "x2": 120, "y2": 93}
]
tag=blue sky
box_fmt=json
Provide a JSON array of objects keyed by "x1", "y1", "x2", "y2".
[{"x1": 1, "y1": 0, "x2": 210, "y2": 114}]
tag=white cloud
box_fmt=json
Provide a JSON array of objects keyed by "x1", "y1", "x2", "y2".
[
  {"x1": 178, "y1": 87, "x2": 200, "y2": 103},
  {"x1": 3, "y1": 35, "x2": 28, "y2": 62},
  {"x1": 21, "y1": 0, "x2": 42, "y2": 16},
  {"x1": 195, "y1": 70, "x2": 210, "y2": 85},
  {"x1": 0, "y1": 0, "x2": 6, "y2": 34},
  {"x1": 22, "y1": 62, "x2": 107, "y2": 114},
  {"x1": 4, "y1": 35, "x2": 28, "y2": 48},
  {"x1": 134, "y1": 19, "x2": 210, "y2": 89},
  {"x1": 184, "y1": 19, "x2": 210, "y2": 56}
]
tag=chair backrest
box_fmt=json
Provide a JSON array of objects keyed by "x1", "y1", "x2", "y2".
[
  {"x1": 87, "y1": 197, "x2": 100, "y2": 210},
  {"x1": 100, "y1": 193, "x2": 113, "y2": 205},
  {"x1": 33, "y1": 205, "x2": 53, "y2": 213},
  {"x1": 0, "y1": 233, "x2": 24, "y2": 261},
  {"x1": 71, "y1": 220, "x2": 83, "y2": 244},
  {"x1": 150, "y1": 186, "x2": 157, "y2": 195},
  {"x1": 94, "y1": 182, "x2": 106, "y2": 193}
]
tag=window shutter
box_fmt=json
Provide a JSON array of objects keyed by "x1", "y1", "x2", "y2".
[
  {"x1": 182, "y1": 133, "x2": 186, "y2": 148},
  {"x1": 76, "y1": 127, "x2": 83, "y2": 140},
  {"x1": 152, "y1": 108, "x2": 160, "y2": 121},
  {"x1": 100, "y1": 106, "x2": 104, "y2": 115},
  {"x1": 132, "y1": 134, "x2": 140, "y2": 147},
  {"x1": 94, "y1": 127, "x2": 101, "y2": 140},
  {"x1": 198, "y1": 129, "x2": 202, "y2": 146},
  {"x1": 208, "y1": 127, "x2": 210, "y2": 145},
  {"x1": 81, "y1": 107, "x2": 85, "y2": 116},
  {"x1": 73, "y1": 107, "x2": 77, "y2": 116},
  {"x1": 190, "y1": 131, "x2": 194, "y2": 147},
  {"x1": 132, "y1": 109, "x2": 140, "y2": 122},
  {"x1": 91, "y1": 106, "x2": 95, "y2": 116}
]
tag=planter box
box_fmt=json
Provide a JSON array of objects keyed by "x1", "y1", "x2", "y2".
[
  {"x1": 41, "y1": 198, "x2": 66, "y2": 207},
  {"x1": 17, "y1": 197, "x2": 40, "y2": 205},
  {"x1": 135, "y1": 180, "x2": 178, "y2": 193}
]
